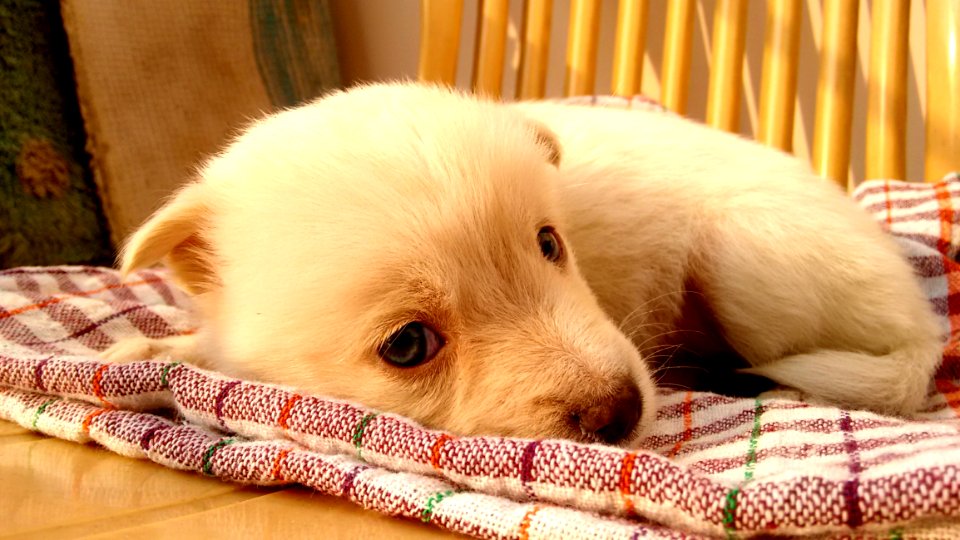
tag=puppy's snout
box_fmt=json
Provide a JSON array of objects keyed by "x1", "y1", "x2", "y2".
[{"x1": 573, "y1": 382, "x2": 642, "y2": 445}]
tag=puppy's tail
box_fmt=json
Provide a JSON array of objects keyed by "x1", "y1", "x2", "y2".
[{"x1": 744, "y1": 343, "x2": 942, "y2": 415}]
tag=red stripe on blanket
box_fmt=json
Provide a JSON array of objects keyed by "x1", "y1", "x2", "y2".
[
  {"x1": 90, "y1": 364, "x2": 115, "y2": 408},
  {"x1": 520, "y1": 440, "x2": 541, "y2": 498},
  {"x1": 947, "y1": 265, "x2": 960, "y2": 346},
  {"x1": 883, "y1": 181, "x2": 894, "y2": 226},
  {"x1": 431, "y1": 433, "x2": 452, "y2": 470},
  {"x1": 839, "y1": 411, "x2": 864, "y2": 528},
  {"x1": 0, "y1": 277, "x2": 164, "y2": 320},
  {"x1": 340, "y1": 464, "x2": 367, "y2": 497},
  {"x1": 270, "y1": 448, "x2": 293, "y2": 480},
  {"x1": 139, "y1": 424, "x2": 170, "y2": 451},
  {"x1": 934, "y1": 182, "x2": 954, "y2": 255},
  {"x1": 32, "y1": 356, "x2": 50, "y2": 391},
  {"x1": 619, "y1": 452, "x2": 638, "y2": 515},
  {"x1": 518, "y1": 505, "x2": 541, "y2": 540},
  {"x1": 691, "y1": 430, "x2": 960, "y2": 475},
  {"x1": 214, "y1": 380, "x2": 242, "y2": 429},
  {"x1": 0, "y1": 266, "x2": 115, "y2": 277},
  {"x1": 667, "y1": 391, "x2": 694, "y2": 458},
  {"x1": 936, "y1": 379, "x2": 960, "y2": 419},
  {"x1": 277, "y1": 394, "x2": 303, "y2": 429},
  {"x1": 857, "y1": 180, "x2": 960, "y2": 195},
  {"x1": 81, "y1": 408, "x2": 108, "y2": 434}
]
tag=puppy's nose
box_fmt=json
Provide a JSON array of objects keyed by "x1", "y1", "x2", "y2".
[{"x1": 575, "y1": 382, "x2": 642, "y2": 445}]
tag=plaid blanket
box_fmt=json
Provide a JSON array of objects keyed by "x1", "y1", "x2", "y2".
[{"x1": 2, "y1": 173, "x2": 960, "y2": 539}]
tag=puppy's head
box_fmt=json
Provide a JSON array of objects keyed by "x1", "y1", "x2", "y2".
[{"x1": 122, "y1": 83, "x2": 656, "y2": 445}]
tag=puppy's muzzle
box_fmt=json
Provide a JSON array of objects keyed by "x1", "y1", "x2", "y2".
[{"x1": 572, "y1": 381, "x2": 642, "y2": 445}]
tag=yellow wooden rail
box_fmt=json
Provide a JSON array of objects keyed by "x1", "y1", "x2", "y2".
[
  {"x1": 565, "y1": 0, "x2": 602, "y2": 96},
  {"x1": 417, "y1": 0, "x2": 464, "y2": 85},
  {"x1": 866, "y1": 0, "x2": 910, "y2": 181},
  {"x1": 418, "y1": 0, "x2": 960, "y2": 186},
  {"x1": 661, "y1": 0, "x2": 696, "y2": 113},
  {"x1": 706, "y1": 0, "x2": 748, "y2": 132},
  {"x1": 516, "y1": 0, "x2": 553, "y2": 99},
  {"x1": 758, "y1": 0, "x2": 802, "y2": 152},
  {"x1": 925, "y1": 0, "x2": 960, "y2": 181},
  {"x1": 611, "y1": 0, "x2": 649, "y2": 97},
  {"x1": 473, "y1": 0, "x2": 510, "y2": 97},
  {"x1": 812, "y1": 0, "x2": 860, "y2": 187}
]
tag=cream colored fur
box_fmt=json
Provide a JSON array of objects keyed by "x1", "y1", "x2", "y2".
[{"x1": 103, "y1": 83, "x2": 943, "y2": 446}]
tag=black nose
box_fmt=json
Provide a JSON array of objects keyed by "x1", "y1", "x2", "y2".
[{"x1": 574, "y1": 383, "x2": 642, "y2": 445}]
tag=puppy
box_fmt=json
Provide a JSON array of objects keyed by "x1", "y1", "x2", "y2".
[{"x1": 103, "y1": 83, "x2": 942, "y2": 446}]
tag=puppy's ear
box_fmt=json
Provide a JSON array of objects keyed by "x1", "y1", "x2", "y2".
[
  {"x1": 120, "y1": 181, "x2": 217, "y2": 295},
  {"x1": 529, "y1": 121, "x2": 562, "y2": 168}
]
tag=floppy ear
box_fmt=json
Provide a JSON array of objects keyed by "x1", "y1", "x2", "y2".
[
  {"x1": 119, "y1": 181, "x2": 217, "y2": 295},
  {"x1": 529, "y1": 121, "x2": 562, "y2": 168}
]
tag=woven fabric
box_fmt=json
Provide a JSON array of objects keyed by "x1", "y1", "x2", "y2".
[{"x1": 3, "y1": 175, "x2": 960, "y2": 538}]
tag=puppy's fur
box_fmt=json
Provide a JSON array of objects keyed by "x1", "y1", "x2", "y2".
[{"x1": 103, "y1": 83, "x2": 943, "y2": 446}]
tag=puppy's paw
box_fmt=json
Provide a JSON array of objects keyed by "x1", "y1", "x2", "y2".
[{"x1": 100, "y1": 334, "x2": 198, "y2": 364}]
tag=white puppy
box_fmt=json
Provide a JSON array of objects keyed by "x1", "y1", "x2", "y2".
[{"x1": 103, "y1": 83, "x2": 942, "y2": 446}]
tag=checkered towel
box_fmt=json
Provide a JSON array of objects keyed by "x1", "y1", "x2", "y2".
[{"x1": 2, "y1": 173, "x2": 960, "y2": 539}]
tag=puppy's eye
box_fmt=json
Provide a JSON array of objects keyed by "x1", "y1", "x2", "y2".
[
  {"x1": 537, "y1": 226, "x2": 564, "y2": 264},
  {"x1": 378, "y1": 322, "x2": 443, "y2": 367}
]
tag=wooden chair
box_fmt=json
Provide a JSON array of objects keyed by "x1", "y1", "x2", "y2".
[{"x1": 417, "y1": 0, "x2": 960, "y2": 189}]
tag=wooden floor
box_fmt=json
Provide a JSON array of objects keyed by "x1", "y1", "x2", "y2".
[{"x1": 1, "y1": 420, "x2": 461, "y2": 539}]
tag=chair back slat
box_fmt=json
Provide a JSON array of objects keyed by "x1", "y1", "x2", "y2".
[
  {"x1": 925, "y1": 0, "x2": 960, "y2": 182},
  {"x1": 812, "y1": 0, "x2": 860, "y2": 187},
  {"x1": 758, "y1": 0, "x2": 802, "y2": 152},
  {"x1": 611, "y1": 0, "x2": 649, "y2": 97},
  {"x1": 661, "y1": 0, "x2": 696, "y2": 113},
  {"x1": 419, "y1": 0, "x2": 960, "y2": 186},
  {"x1": 516, "y1": 0, "x2": 553, "y2": 99},
  {"x1": 705, "y1": 0, "x2": 748, "y2": 132},
  {"x1": 417, "y1": 0, "x2": 464, "y2": 85},
  {"x1": 473, "y1": 0, "x2": 510, "y2": 97},
  {"x1": 866, "y1": 0, "x2": 910, "y2": 182},
  {"x1": 565, "y1": 0, "x2": 602, "y2": 96}
]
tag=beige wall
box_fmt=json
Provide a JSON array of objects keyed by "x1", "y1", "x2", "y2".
[{"x1": 331, "y1": 0, "x2": 930, "y2": 185}]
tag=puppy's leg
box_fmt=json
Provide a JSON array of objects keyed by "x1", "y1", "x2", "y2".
[
  {"x1": 694, "y1": 194, "x2": 943, "y2": 415},
  {"x1": 101, "y1": 334, "x2": 205, "y2": 366},
  {"x1": 744, "y1": 347, "x2": 941, "y2": 413}
]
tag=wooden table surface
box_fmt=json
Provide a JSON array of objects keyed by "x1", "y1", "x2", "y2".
[{"x1": 1, "y1": 420, "x2": 461, "y2": 539}]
